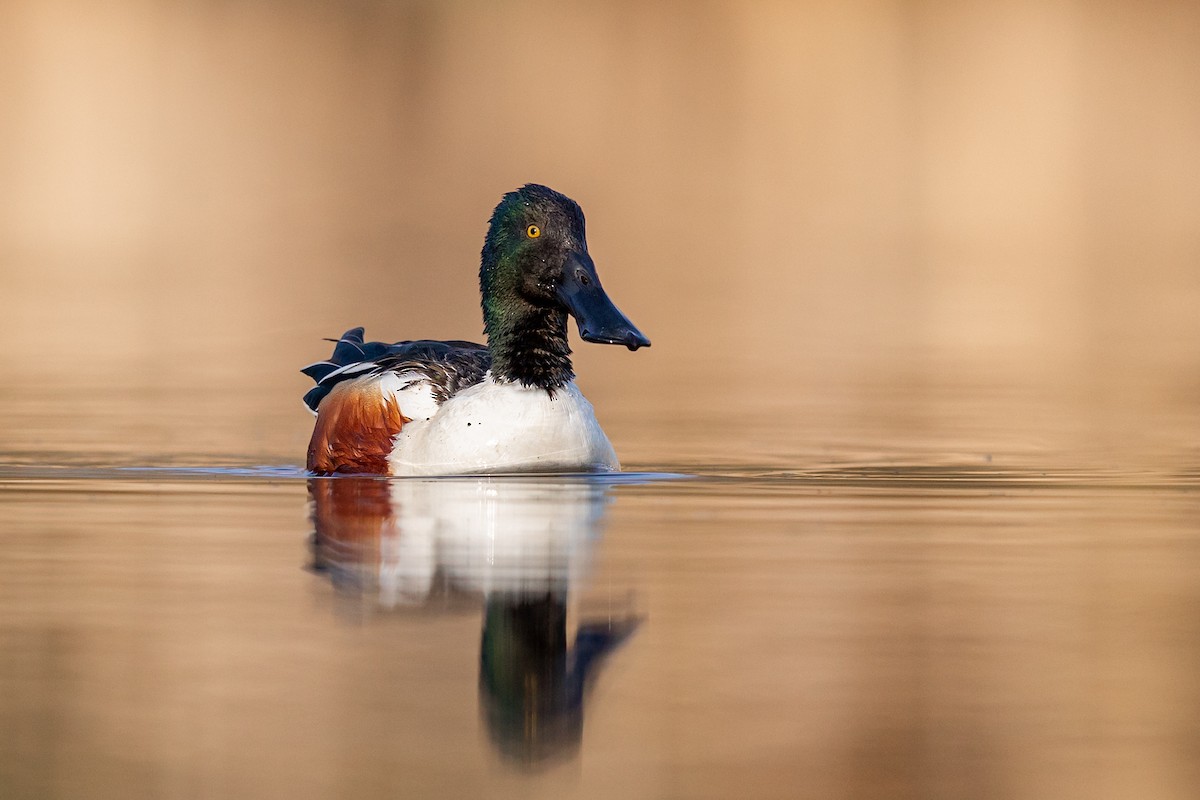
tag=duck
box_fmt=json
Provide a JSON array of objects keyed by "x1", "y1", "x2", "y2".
[{"x1": 301, "y1": 184, "x2": 650, "y2": 476}]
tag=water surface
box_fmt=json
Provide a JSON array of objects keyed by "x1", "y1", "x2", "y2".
[{"x1": 3, "y1": 441, "x2": 1199, "y2": 799}]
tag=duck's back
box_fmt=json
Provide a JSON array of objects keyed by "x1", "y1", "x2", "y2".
[{"x1": 302, "y1": 328, "x2": 490, "y2": 413}]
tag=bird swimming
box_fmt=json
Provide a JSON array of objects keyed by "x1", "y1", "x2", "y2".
[{"x1": 301, "y1": 184, "x2": 650, "y2": 476}]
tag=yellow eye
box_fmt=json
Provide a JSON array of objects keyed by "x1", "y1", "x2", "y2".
[{"x1": 526, "y1": 224, "x2": 541, "y2": 239}]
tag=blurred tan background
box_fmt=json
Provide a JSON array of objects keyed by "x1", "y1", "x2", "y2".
[{"x1": 1, "y1": 0, "x2": 1198, "y2": 465}]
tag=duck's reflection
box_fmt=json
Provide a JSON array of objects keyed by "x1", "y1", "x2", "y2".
[{"x1": 307, "y1": 476, "x2": 640, "y2": 766}]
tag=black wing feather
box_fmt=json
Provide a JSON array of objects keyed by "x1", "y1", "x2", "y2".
[{"x1": 301, "y1": 327, "x2": 491, "y2": 413}]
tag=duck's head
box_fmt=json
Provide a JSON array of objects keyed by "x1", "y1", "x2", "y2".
[{"x1": 480, "y1": 184, "x2": 651, "y2": 357}]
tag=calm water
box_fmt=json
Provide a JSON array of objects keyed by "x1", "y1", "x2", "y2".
[{"x1": 3, "y1": 405, "x2": 1200, "y2": 799}]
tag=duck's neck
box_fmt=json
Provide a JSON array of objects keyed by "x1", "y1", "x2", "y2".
[{"x1": 482, "y1": 295, "x2": 575, "y2": 391}]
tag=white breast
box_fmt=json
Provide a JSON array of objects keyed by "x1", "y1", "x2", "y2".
[{"x1": 387, "y1": 377, "x2": 619, "y2": 476}]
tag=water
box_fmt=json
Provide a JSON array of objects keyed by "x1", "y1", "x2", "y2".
[{"x1": 3, "y1": 432, "x2": 1199, "y2": 799}]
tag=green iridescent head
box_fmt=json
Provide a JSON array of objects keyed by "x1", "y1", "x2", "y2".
[{"x1": 478, "y1": 184, "x2": 649, "y2": 388}]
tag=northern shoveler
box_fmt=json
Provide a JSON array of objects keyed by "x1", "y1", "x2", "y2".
[{"x1": 302, "y1": 184, "x2": 650, "y2": 476}]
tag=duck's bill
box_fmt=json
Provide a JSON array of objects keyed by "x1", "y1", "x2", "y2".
[{"x1": 558, "y1": 252, "x2": 651, "y2": 351}]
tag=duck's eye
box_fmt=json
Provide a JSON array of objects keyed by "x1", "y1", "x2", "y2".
[{"x1": 526, "y1": 225, "x2": 541, "y2": 239}]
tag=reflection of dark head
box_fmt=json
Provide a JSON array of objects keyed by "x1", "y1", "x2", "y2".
[
  {"x1": 479, "y1": 591, "x2": 638, "y2": 768},
  {"x1": 480, "y1": 592, "x2": 579, "y2": 765}
]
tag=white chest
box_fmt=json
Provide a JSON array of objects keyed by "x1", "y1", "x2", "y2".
[{"x1": 386, "y1": 378, "x2": 619, "y2": 476}]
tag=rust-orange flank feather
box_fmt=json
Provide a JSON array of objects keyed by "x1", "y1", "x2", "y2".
[{"x1": 306, "y1": 379, "x2": 410, "y2": 475}]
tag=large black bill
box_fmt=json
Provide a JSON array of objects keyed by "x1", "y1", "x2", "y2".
[{"x1": 557, "y1": 252, "x2": 651, "y2": 351}]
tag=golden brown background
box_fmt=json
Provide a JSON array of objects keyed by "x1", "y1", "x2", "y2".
[{"x1": 1, "y1": 0, "x2": 1198, "y2": 465}]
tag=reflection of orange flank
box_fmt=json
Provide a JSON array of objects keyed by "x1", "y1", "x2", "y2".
[{"x1": 309, "y1": 477, "x2": 392, "y2": 563}]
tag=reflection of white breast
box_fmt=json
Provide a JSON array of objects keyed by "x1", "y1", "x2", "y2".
[
  {"x1": 376, "y1": 478, "x2": 610, "y2": 606},
  {"x1": 387, "y1": 378, "x2": 619, "y2": 476}
]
